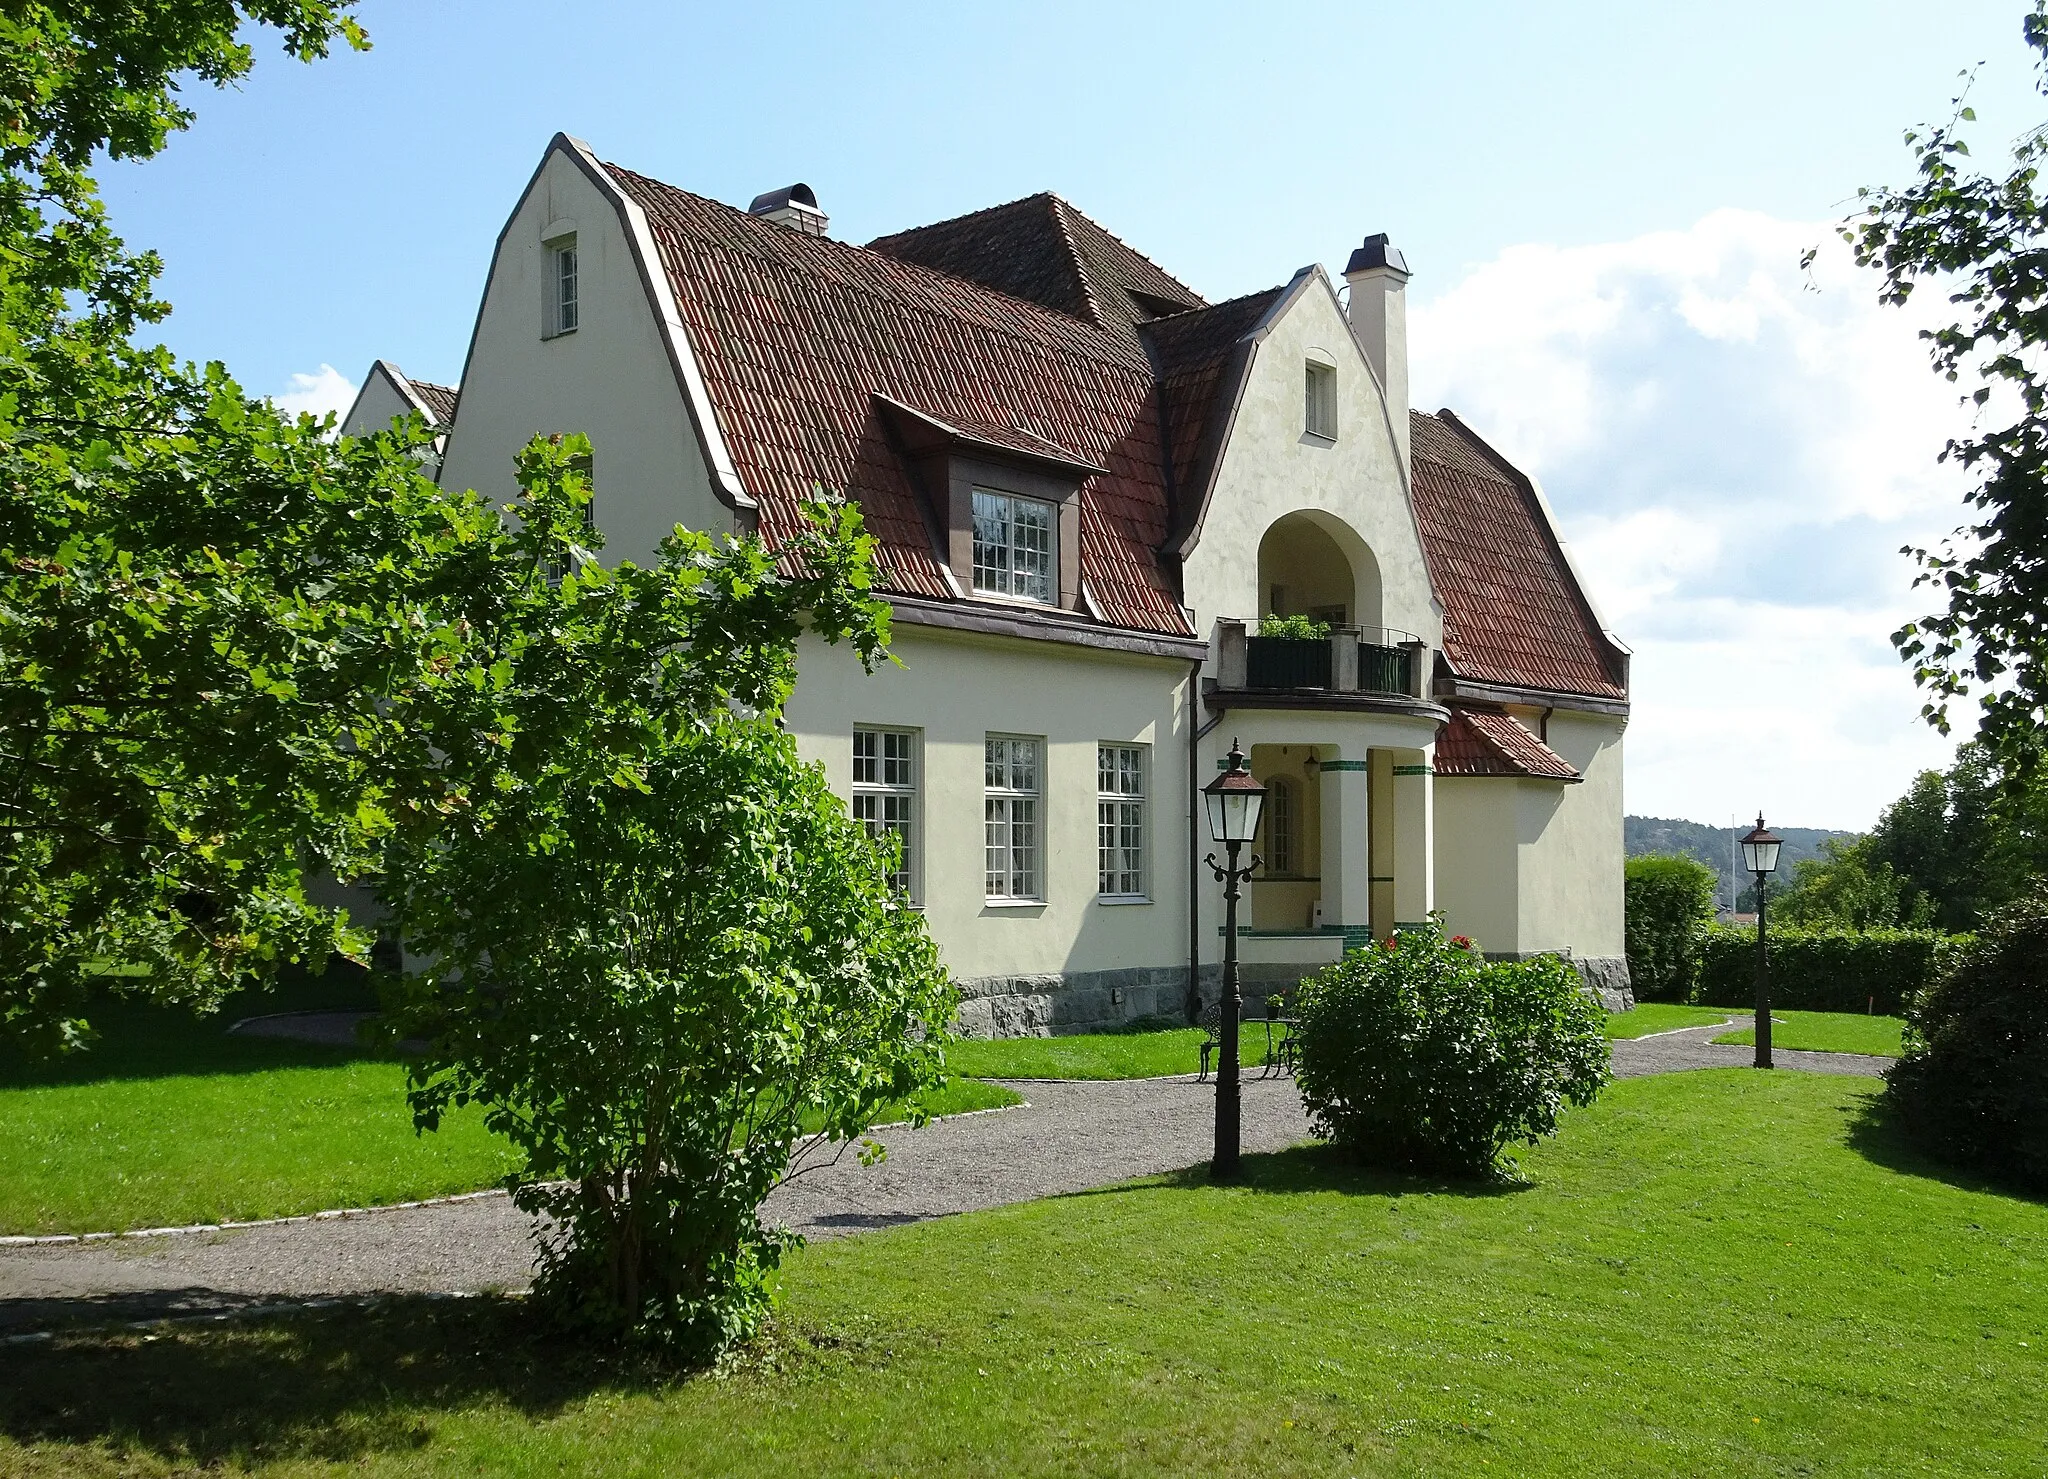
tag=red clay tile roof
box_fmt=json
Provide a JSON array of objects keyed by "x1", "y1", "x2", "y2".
[
  {"x1": 409, "y1": 378, "x2": 459, "y2": 426},
  {"x1": 607, "y1": 163, "x2": 1191, "y2": 634},
  {"x1": 1434, "y1": 708, "x2": 1581, "y2": 780},
  {"x1": 595, "y1": 157, "x2": 1625, "y2": 681},
  {"x1": 1409, "y1": 411, "x2": 1626, "y2": 701},
  {"x1": 868, "y1": 193, "x2": 1206, "y2": 356},
  {"x1": 1142, "y1": 289, "x2": 1285, "y2": 540}
]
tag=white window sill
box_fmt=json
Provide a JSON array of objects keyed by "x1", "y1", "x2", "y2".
[
  {"x1": 1096, "y1": 895, "x2": 1152, "y2": 906},
  {"x1": 967, "y1": 589, "x2": 1059, "y2": 610},
  {"x1": 982, "y1": 897, "x2": 1046, "y2": 910},
  {"x1": 1300, "y1": 430, "x2": 1336, "y2": 447},
  {"x1": 542, "y1": 326, "x2": 578, "y2": 341}
]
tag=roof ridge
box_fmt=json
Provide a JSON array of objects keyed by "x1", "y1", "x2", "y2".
[
  {"x1": 864, "y1": 189, "x2": 1060, "y2": 248},
  {"x1": 1144, "y1": 283, "x2": 1287, "y2": 328},
  {"x1": 1045, "y1": 193, "x2": 1206, "y2": 307},
  {"x1": 1045, "y1": 195, "x2": 1111, "y2": 332},
  {"x1": 603, "y1": 162, "x2": 1151, "y2": 375}
]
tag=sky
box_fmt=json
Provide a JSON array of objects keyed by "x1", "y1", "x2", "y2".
[{"x1": 99, "y1": 1, "x2": 2048, "y2": 830}]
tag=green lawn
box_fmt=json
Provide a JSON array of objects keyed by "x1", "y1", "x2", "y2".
[
  {"x1": 1713, "y1": 1009, "x2": 1907, "y2": 1057},
  {"x1": 950, "y1": 1006, "x2": 1736, "y2": 1078},
  {"x1": 1602, "y1": 1003, "x2": 1734, "y2": 1038},
  {"x1": 4, "y1": 1070, "x2": 2042, "y2": 1475},
  {"x1": 943, "y1": 1021, "x2": 1295, "y2": 1080},
  {"x1": 0, "y1": 983, "x2": 1016, "y2": 1236}
]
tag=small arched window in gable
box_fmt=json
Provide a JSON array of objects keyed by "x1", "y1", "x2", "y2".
[{"x1": 1266, "y1": 776, "x2": 1295, "y2": 876}]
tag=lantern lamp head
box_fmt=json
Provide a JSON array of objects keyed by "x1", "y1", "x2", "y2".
[
  {"x1": 1739, "y1": 814, "x2": 1783, "y2": 876},
  {"x1": 1203, "y1": 740, "x2": 1267, "y2": 845}
]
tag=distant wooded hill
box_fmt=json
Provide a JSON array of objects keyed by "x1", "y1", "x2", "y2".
[{"x1": 1625, "y1": 816, "x2": 1858, "y2": 909}]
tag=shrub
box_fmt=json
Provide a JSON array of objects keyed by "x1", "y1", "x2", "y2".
[
  {"x1": 1696, "y1": 925, "x2": 1960, "y2": 1015},
  {"x1": 1258, "y1": 612, "x2": 1331, "y2": 639},
  {"x1": 1884, "y1": 889, "x2": 2048, "y2": 1190},
  {"x1": 1293, "y1": 925, "x2": 1609, "y2": 1176},
  {"x1": 384, "y1": 443, "x2": 953, "y2": 1360},
  {"x1": 1624, "y1": 855, "x2": 1719, "y2": 1001}
]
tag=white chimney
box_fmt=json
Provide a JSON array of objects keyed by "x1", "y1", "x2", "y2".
[
  {"x1": 1344, "y1": 233, "x2": 1410, "y2": 474},
  {"x1": 747, "y1": 183, "x2": 829, "y2": 237}
]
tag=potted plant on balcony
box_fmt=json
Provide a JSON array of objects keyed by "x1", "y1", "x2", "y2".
[{"x1": 1249, "y1": 613, "x2": 1333, "y2": 688}]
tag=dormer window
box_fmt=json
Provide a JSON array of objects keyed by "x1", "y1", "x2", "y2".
[
  {"x1": 971, "y1": 489, "x2": 1054, "y2": 603},
  {"x1": 547, "y1": 237, "x2": 578, "y2": 337},
  {"x1": 1305, "y1": 361, "x2": 1336, "y2": 440}
]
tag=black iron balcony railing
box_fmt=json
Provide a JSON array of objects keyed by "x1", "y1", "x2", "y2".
[
  {"x1": 1245, "y1": 635, "x2": 1331, "y2": 689},
  {"x1": 1223, "y1": 622, "x2": 1426, "y2": 699}
]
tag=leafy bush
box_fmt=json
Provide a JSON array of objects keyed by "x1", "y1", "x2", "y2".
[
  {"x1": 1624, "y1": 855, "x2": 1719, "y2": 1001},
  {"x1": 1257, "y1": 612, "x2": 1331, "y2": 640},
  {"x1": 386, "y1": 441, "x2": 954, "y2": 1360},
  {"x1": 1885, "y1": 889, "x2": 2048, "y2": 1190},
  {"x1": 1696, "y1": 925, "x2": 1961, "y2": 1015},
  {"x1": 1293, "y1": 925, "x2": 1609, "y2": 1176}
]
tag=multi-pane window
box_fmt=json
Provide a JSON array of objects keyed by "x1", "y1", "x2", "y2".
[
  {"x1": 550, "y1": 239, "x2": 579, "y2": 336},
  {"x1": 984, "y1": 735, "x2": 1041, "y2": 899},
  {"x1": 853, "y1": 728, "x2": 917, "y2": 897},
  {"x1": 1266, "y1": 777, "x2": 1295, "y2": 876},
  {"x1": 971, "y1": 490, "x2": 1054, "y2": 603},
  {"x1": 1097, "y1": 744, "x2": 1146, "y2": 898},
  {"x1": 1305, "y1": 361, "x2": 1336, "y2": 439}
]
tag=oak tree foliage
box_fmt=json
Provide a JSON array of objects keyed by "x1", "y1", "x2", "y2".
[{"x1": 1845, "y1": 0, "x2": 2048, "y2": 774}]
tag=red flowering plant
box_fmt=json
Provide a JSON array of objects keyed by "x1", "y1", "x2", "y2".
[{"x1": 1293, "y1": 915, "x2": 1609, "y2": 1176}]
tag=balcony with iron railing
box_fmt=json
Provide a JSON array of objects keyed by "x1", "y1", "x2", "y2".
[{"x1": 1213, "y1": 619, "x2": 1434, "y2": 704}]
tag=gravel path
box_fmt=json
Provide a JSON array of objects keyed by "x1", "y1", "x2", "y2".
[
  {"x1": 0, "y1": 1033, "x2": 1891, "y2": 1335},
  {"x1": 0, "y1": 1075, "x2": 1309, "y2": 1334},
  {"x1": 1609, "y1": 1020, "x2": 1893, "y2": 1080}
]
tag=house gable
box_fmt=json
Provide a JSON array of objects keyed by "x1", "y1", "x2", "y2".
[
  {"x1": 1174, "y1": 268, "x2": 1441, "y2": 647},
  {"x1": 434, "y1": 134, "x2": 741, "y2": 567}
]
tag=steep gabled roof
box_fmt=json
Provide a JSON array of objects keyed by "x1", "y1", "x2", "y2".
[
  {"x1": 868, "y1": 192, "x2": 1206, "y2": 355},
  {"x1": 604, "y1": 162, "x2": 1191, "y2": 634},
  {"x1": 1434, "y1": 708, "x2": 1582, "y2": 780},
  {"x1": 409, "y1": 378, "x2": 459, "y2": 426},
  {"x1": 1409, "y1": 411, "x2": 1627, "y2": 701},
  {"x1": 1141, "y1": 287, "x2": 1286, "y2": 544}
]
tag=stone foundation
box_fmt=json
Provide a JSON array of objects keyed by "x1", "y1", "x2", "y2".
[
  {"x1": 951, "y1": 953, "x2": 1634, "y2": 1037},
  {"x1": 953, "y1": 962, "x2": 1333, "y2": 1038}
]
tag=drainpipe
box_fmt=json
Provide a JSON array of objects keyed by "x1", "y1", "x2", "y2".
[{"x1": 1188, "y1": 660, "x2": 1226, "y2": 1022}]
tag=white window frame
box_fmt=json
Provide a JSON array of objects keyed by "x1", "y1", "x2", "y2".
[
  {"x1": 853, "y1": 727, "x2": 919, "y2": 900},
  {"x1": 984, "y1": 734, "x2": 1043, "y2": 901},
  {"x1": 546, "y1": 236, "x2": 579, "y2": 338},
  {"x1": 971, "y1": 488, "x2": 1055, "y2": 604},
  {"x1": 1097, "y1": 743, "x2": 1147, "y2": 901},
  {"x1": 1305, "y1": 361, "x2": 1337, "y2": 440}
]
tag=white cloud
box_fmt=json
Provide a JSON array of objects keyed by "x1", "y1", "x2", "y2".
[
  {"x1": 1409, "y1": 209, "x2": 1972, "y2": 830},
  {"x1": 271, "y1": 363, "x2": 358, "y2": 425}
]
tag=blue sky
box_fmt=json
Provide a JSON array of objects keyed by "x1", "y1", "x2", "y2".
[{"x1": 100, "y1": 1, "x2": 2048, "y2": 829}]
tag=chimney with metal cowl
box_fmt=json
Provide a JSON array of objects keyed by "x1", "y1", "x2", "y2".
[
  {"x1": 748, "y1": 183, "x2": 828, "y2": 237},
  {"x1": 1344, "y1": 232, "x2": 1410, "y2": 474}
]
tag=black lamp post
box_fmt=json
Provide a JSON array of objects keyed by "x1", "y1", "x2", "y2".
[
  {"x1": 1202, "y1": 740, "x2": 1266, "y2": 1182},
  {"x1": 1739, "y1": 814, "x2": 1784, "y2": 1070}
]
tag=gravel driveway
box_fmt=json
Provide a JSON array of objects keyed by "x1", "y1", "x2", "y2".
[{"x1": 0, "y1": 1031, "x2": 1889, "y2": 1336}]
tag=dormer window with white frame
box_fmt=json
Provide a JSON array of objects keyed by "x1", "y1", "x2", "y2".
[
  {"x1": 1305, "y1": 360, "x2": 1337, "y2": 441},
  {"x1": 546, "y1": 236, "x2": 579, "y2": 338},
  {"x1": 971, "y1": 488, "x2": 1054, "y2": 603}
]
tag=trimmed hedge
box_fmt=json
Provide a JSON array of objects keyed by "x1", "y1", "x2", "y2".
[
  {"x1": 1696, "y1": 925, "x2": 1965, "y2": 1016},
  {"x1": 1625, "y1": 855, "x2": 1719, "y2": 1002},
  {"x1": 1886, "y1": 890, "x2": 2048, "y2": 1190}
]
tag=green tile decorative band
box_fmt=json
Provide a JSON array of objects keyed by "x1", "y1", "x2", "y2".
[
  {"x1": 1391, "y1": 764, "x2": 1434, "y2": 776},
  {"x1": 1319, "y1": 759, "x2": 1368, "y2": 771}
]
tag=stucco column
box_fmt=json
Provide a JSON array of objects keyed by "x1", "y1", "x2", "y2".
[
  {"x1": 1392, "y1": 748, "x2": 1434, "y2": 928},
  {"x1": 1318, "y1": 752, "x2": 1372, "y2": 930}
]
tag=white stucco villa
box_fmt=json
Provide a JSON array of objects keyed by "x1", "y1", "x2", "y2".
[{"x1": 341, "y1": 134, "x2": 1634, "y2": 1034}]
